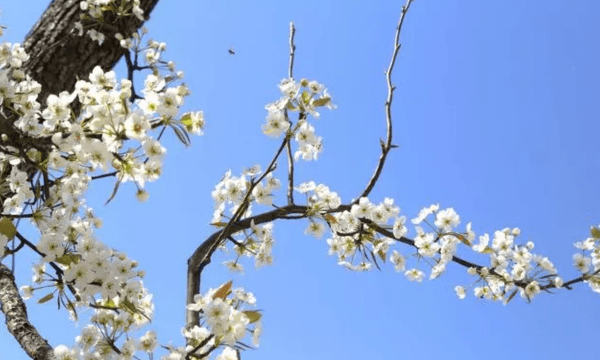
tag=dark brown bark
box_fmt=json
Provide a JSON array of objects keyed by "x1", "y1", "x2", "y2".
[
  {"x1": 22, "y1": 0, "x2": 160, "y2": 105},
  {"x1": 0, "y1": 1, "x2": 160, "y2": 358},
  {"x1": 0, "y1": 0, "x2": 160, "y2": 155}
]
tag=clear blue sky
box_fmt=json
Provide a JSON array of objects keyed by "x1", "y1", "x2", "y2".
[{"x1": 2, "y1": 1, "x2": 600, "y2": 359}]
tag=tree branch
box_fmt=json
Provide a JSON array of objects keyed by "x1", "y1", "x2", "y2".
[
  {"x1": 286, "y1": 22, "x2": 297, "y2": 205},
  {"x1": 358, "y1": 0, "x2": 413, "y2": 201},
  {"x1": 0, "y1": 264, "x2": 56, "y2": 360},
  {"x1": 186, "y1": 204, "x2": 309, "y2": 327}
]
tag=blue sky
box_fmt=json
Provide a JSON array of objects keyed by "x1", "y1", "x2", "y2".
[{"x1": 2, "y1": 1, "x2": 600, "y2": 359}]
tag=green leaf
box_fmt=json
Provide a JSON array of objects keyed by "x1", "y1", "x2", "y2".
[
  {"x1": 0, "y1": 218, "x2": 16, "y2": 239},
  {"x1": 482, "y1": 246, "x2": 494, "y2": 254},
  {"x1": 170, "y1": 122, "x2": 191, "y2": 147},
  {"x1": 38, "y1": 293, "x2": 54, "y2": 304},
  {"x1": 243, "y1": 310, "x2": 262, "y2": 323},
  {"x1": 213, "y1": 280, "x2": 233, "y2": 300},
  {"x1": 104, "y1": 178, "x2": 121, "y2": 205},
  {"x1": 34, "y1": 181, "x2": 41, "y2": 200},
  {"x1": 54, "y1": 253, "x2": 82, "y2": 266},
  {"x1": 121, "y1": 298, "x2": 139, "y2": 314},
  {"x1": 312, "y1": 96, "x2": 331, "y2": 107},
  {"x1": 301, "y1": 90, "x2": 311, "y2": 103},
  {"x1": 65, "y1": 297, "x2": 78, "y2": 322},
  {"x1": 591, "y1": 226, "x2": 600, "y2": 239},
  {"x1": 180, "y1": 112, "x2": 193, "y2": 127},
  {"x1": 504, "y1": 289, "x2": 518, "y2": 305},
  {"x1": 324, "y1": 214, "x2": 337, "y2": 224}
]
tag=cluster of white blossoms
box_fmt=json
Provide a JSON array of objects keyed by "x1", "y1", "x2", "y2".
[
  {"x1": 291, "y1": 180, "x2": 570, "y2": 303},
  {"x1": 76, "y1": 0, "x2": 145, "y2": 44},
  {"x1": 262, "y1": 78, "x2": 335, "y2": 161},
  {"x1": 0, "y1": 22, "x2": 206, "y2": 359},
  {"x1": 325, "y1": 195, "x2": 407, "y2": 273},
  {"x1": 301, "y1": 194, "x2": 563, "y2": 303},
  {"x1": 210, "y1": 167, "x2": 280, "y2": 271},
  {"x1": 572, "y1": 224, "x2": 600, "y2": 293},
  {"x1": 221, "y1": 219, "x2": 276, "y2": 272},
  {"x1": 211, "y1": 167, "x2": 281, "y2": 224},
  {"x1": 184, "y1": 281, "x2": 262, "y2": 359}
]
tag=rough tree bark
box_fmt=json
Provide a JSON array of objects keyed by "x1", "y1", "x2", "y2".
[
  {"x1": 0, "y1": 1, "x2": 160, "y2": 359},
  {"x1": 23, "y1": 0, "x2": 160, "y2": 104},
  {"x1": 0, "y1": 264, "x2": 55, "y2": 360}
]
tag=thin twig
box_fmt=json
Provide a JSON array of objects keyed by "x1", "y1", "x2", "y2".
[
  {"x1": 288, "y1": 22, "x2": 296, "y2": 79},
  {"x1": 91, "y1": 171, "x2": 119, "y2": 180},
  {"x1": 286, "y1": 23, "x2": 297, "y2": 205},
  {"x1": 185, "y1": 334, "x2": 215, "y2": 360},
  {"x1": 15, "y1": 232, "x2": 81, "y2": 301},
  {"x1": 123, "y1": 50, "x2": 142, "y2": 102},
  {"x1": 0, "y1": 212, "x2": 35, "y2": 219},
  {"x1": 358, "y1": 0, "x2": 413, "y2": 201},
  {"x1": 285, "y1": 132, "x2": 295, "y2": 205}
]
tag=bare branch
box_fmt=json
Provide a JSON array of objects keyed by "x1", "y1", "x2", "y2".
[
  {"x1": 288, "y1": 22, "x2": 296, "y2": 80},
  {"x1": 285, "y1": 23, "x2": 297, "y2": 205},
  {"x1": 358, "y1": 0, "x2": 414, "y2": 201},
  {"x1": 285, "y1": 130, "x2": 295, "y2": 205}
]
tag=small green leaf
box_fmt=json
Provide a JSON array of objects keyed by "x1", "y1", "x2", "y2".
[
  {"x1": 65, "y1": 298, "x2": 78, "y2": 322},
  {"x1": 312, "y1": 96, "x2": 331, "y2": 107},
  {"x1": 482, "y1": 246, "x2": 494, "y2": 254},
  {"x1": 214, "y1": 335, "x2": 222, "y2": 347},
  {"x1": 180, "y1": 112, "x2": 193, "y2": 127},
  {"x1": 324, "y1": 214, "x2": 337, "y2": 224},
  {"x1": 504, "y1": 289, "x2": 518, "y2": 305},
  {"x1": 213, "y1": 280, "x2": 233, "y2": 300},
  {"x1": 243, "y1": 310, "x2": 262, "y2": 323},
  {"x1": 104, "y1": 178, "x2": 121, "y2": 205},
  {"x1": 301, "y1": 90, "x2": 311, "y2": 103},
  {"x1": 0, "y1": 218, "x2": 16, "y2": 239},
  {"x1": 54, "y1": 253, "x2": 82, "y2": 266},
  {"x1": 38, "y1": 293, "x2": 54, "y2": 304},
  {"x1": 121, "y1": 298, "x2": 139, "y2": 314},
  {"x1": 170, "y1": 122, "x2": 191, "y2": 146},
  {"x1": 591, "y1": 226, "x2": 600, "y2": 239},
  {"x1": 34, "y1": 182, "x2": 41, "y2": 200}
]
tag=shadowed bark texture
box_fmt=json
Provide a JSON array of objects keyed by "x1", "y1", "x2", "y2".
[{"x1": 0, "y1": 1, "x2": 160, "y2": 358}]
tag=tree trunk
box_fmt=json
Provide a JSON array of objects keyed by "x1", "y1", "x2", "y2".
[
  {"x1": 0, "y1": 264, "x2": 56, "y2": 360},
  {"x1": 0, "y1": 1, "x2": 160, "y2": 358},
  {"x1": 22, "y1": 0, "x2": 160, "y2": 104}
]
